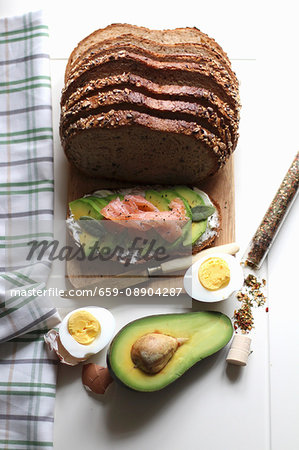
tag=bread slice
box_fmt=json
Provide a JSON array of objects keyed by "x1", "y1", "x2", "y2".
[
  {"x1": 61, "y1": 109, "x2": 231, "y2": 184},
  {"x1": 65, "y1": 35, "x2": 232, "y2": 81},
  {"x1": 60, "y1": 88, "x2": 235, "y2": 148},
  {"x1": 67, "y1": 24, "x2": 231, "y2": 73},
  {"x1": 65, "y1": 35, "x2": 236, "y2": 84},
  {"x1": 62, "y1": 73, "x2": 239, "y2": 126},
  {"x1": 62, "y1": 50, "x2": 240, "y2": 109}
]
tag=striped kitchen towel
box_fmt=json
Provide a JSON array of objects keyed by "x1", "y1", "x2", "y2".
[{"x1": 0, "y1": 10, "x2": 61, "y2": 449}]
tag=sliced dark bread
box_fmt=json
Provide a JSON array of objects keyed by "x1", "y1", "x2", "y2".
[
  {"x1": 67, "y1": 24, "x2": 231, "y2": 72},
  {"x1": 62, "y1": 50, "x2": 240, "y2": 109},
  {"x1": 61, "y1": 109, "x2": 231, "y2": 184},
  {"x1": 60, "y1": 88, "x2": 234, "y2": 148},
  {"x1": 65, "y1": 35, "x2": 236, "y2": 83},
  {"x1": 62, "y1": 73, "x2": 239, "y2": 126},
  {"x1": 61, "y1": 25, "x2": 240, "y2": 184}
]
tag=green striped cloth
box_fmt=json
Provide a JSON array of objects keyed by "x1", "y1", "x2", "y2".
[{"x1": 0, "y1": 10, "x2": 61, "y2": 449}]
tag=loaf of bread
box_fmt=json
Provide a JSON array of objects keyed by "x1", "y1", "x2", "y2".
[{"x1": 60, "y1": 24, "x2": 240, "y2": 184}]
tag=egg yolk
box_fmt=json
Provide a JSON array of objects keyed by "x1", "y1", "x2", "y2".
[
  {"x1": 68, "y1": 310, "x2": 101, "y2": 345},
  {"x1": 198, "y1": 257, "x2": 230, "y2": 291}
]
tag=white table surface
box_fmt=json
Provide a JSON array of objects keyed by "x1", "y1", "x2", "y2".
[{"x1": 1, "y1": 1, "x2": 298, "y2": 449}]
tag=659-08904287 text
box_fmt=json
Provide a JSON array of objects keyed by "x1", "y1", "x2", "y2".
[{"x1": 9, "y1": 286, "x2": 183, "y2": 298}]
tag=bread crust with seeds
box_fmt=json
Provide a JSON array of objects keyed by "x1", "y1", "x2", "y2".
[
  {"x1": 65, "y1": 36, "x2": 237, "y2": 84},
  {"x1": 60, "y1": 88, "x2": 234, "y2": 148},
  {"x1": 62, "y1": 50, "x2": 240, "y2": 109},
  {"x1": 67, "y1": 23, "x2": 231, "y2": 72},
  {"x1": 62, "y1": 73, "x2": 239, "y2": 125},
  {"x1": 61, "y1": 109, "x2": 230, "y2": 185}
]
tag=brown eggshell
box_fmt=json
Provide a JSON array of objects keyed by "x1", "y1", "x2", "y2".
[{"x1": 82, "y1": 363, "x2": 113, "y2": 394}]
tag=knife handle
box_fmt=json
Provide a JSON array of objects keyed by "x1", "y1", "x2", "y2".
[{"x1": 160, "y1": 242, "x2": 240, "y2": 274}]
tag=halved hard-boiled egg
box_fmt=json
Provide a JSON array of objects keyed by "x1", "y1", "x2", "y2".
[
  {"x1": 44, "y1": 306, "x2": 115, "y2": 365},
  {"x1": 184, "y1": 253, "x2": 243, "y2": 302}
]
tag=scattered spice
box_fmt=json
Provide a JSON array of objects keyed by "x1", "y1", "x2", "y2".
[
  {"x1": 233, "y1": 303, "x2": 254, "y2": 333},
  {"x1": 242, "y1": 152, "x2": 299, "y2": 269},
  {"x1": 233, "y1": 274, "x2": 267, "y2": 333}
]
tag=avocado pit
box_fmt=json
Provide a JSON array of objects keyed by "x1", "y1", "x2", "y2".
[{"x1": 131, "y1": 332, "x2": 188, "y2": 374}]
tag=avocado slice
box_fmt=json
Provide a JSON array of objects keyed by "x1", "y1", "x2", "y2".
[
  {"x1": 69, "y1": 198, "x2": 104, "y2": 221},
  {"x1": 174, "y1": 186, "x2": 204, "y2": 208},
  {"x1": 107, "y1": 311, "x2": 233, "y2": 392},
  {"x1": 79, "y1": 232, "x2": 100, "y2": 257},
  {"x1": 145, "y1": 190, "x2": 170, "y2": 211},
  {"x1": 159, "y1": 189, "x2": 192, "y2": 218},
  {"x1": 81, "y1": 230, "x2": 123, "y2": 259},
  {"x1": 84, "y1": 196, "x2": 109, "y2": 210},
  {"x1": 166, "y1": 220, "x2": 192, "y2": 252},
  {"x1": 71, "y1": 194, "x2": 124, "y2": 219},
  {"x1": 172, "y1": 186, "x2": 208, "y2": 245},
  {"x1": 70, "y1": 195, "x2": 111, "y2": 220}
]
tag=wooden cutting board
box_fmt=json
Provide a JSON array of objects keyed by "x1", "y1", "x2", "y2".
[{"x1": 65, "y1": 157, "x2": 235, "y2": 291}]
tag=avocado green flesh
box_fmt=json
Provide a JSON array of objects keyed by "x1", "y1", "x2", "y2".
[
  {"x1": 145, "y1": 190, "x2": 170, "y2": 211},
  {"x1": 102, "y1": 193, "x2": 124, "y2": 202},
  {"x1": 166, "y1": 221, "x2": 191, "y2": 252},
  {"x1": 80, "y1": 229, "x2": 130, "y2": 257},
  {"x1": 174, "y1": 186, "x2": 208, "y2": 246},
  {"x1": 70, "y1": 194, "x2": 124, "y2": 220},
  {"x1": 79, "y1": 232, "x2": 99, "y2": 256},
  {"x1": 108, "y1": 312, "x2": 233, "y2": 392},
  {"x1": 174, "y1": 186, "x2": 204, "y2": 208},
  {"x1": 69, "y1": 199, "x2": 104, "y2": 221},
  {"x1": 70, "y1": 196, "x2": 109, "y2": 221},
  {"x1": 71, "y1": 195, "x2": 126, "y2": 256},
  {"x1": 159, "y1": 189, "x2": 192, "y2": 218},
  {"x1": 85, "y1": 196, "x2": 108, "y2": 210}
]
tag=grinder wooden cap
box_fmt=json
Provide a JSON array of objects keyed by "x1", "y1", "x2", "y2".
[{"x1": 226, "y1": 334, "x2": 251, "y2": 366}]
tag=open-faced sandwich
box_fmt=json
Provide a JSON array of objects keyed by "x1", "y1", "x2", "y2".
[{"x1": 67, "y1": 185, "x2": 220, "y2": 265}]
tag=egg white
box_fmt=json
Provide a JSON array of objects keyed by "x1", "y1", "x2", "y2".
[
  {"x1": 184, "y1": 252, "x2": 244, "y2": 302},
  {"x1": 59, "y1": 306, "x2": 115, "y2": 359}
]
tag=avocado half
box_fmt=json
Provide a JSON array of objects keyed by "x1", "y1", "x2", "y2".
[{"x1": 107, "y1": 311, "x2": 233, "y2": 392}]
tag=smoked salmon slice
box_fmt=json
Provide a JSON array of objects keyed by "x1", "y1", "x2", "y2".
[
  {"x1": 100, "y1": 195, "x2": 188, "y2": 242},
  {"x1": 123, "y1": 195, "x2": 159, "y2": 212}
]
